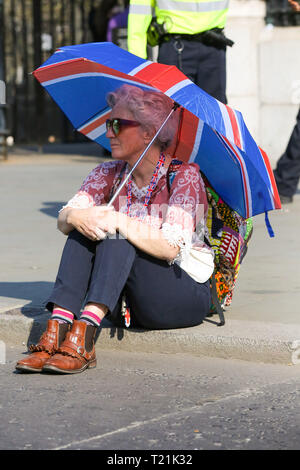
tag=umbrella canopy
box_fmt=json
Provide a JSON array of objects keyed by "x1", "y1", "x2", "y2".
[{"x1": 33, "y1": 42, "x2": 281, "y2": 224}]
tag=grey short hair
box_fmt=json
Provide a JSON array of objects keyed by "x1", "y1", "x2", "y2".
[{"x1": 106, "y1": 84, "x2": 179, "y2": 151}]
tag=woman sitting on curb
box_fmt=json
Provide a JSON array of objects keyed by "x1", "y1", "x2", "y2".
[{"x1": 16, "y1": 84, "x2": 214, "y2": 375}]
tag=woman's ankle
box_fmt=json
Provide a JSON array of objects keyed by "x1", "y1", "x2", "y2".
[
  {"x1": 51, "y1": 306, "x2": 74, "y2": 325},
  {"x1": 79, "y1": 303, "x2": 108, "y2": 328}
]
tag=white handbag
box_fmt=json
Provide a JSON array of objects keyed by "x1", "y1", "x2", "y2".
[{"x1": 176, "y1": 247, "x2": 215, "y2": 283}]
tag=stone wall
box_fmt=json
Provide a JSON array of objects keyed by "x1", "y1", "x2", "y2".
[{"x1": 226, "y1": 0, "x2": 300, "y2": 167}]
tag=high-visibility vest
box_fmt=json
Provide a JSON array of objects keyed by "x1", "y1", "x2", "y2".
[{"x1": 127, "y1": 0, "x2": 229, "y2": 59}]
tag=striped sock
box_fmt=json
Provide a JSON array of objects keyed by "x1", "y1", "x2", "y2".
[
  {"x1": 51, "y1": 308, "x2": 74, "y2": 325},
  {"x1": 80, "y1": 310, "x2": 102, "y2": 328}
]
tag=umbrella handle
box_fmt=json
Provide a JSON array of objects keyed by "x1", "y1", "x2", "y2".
[{"x1": 108, "y1": 102, "x2": 180, "y2": 207}]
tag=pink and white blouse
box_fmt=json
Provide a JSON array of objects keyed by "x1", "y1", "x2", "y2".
[{"x1": 60, "y1": 159, "x2": 214, "y2": 283}]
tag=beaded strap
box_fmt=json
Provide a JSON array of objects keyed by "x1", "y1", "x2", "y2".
[{"x1": 126, "y1": 153, "x2": 166, "y2": 220}]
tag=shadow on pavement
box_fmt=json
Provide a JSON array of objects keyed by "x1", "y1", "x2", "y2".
[
  {"x1": 0, "y1": 281, "x2": 128, "y2": 346},
  {"x1": 0, "y1": 281, "x2": 53, "y2": 316},
  {"x1": 40, "y1": 202, "x2": 67, "y2": 218}
]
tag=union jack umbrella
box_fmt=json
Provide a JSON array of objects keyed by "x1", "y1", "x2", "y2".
[{"x1": 33, "y1": 42, "x2": 281, "y2": 233}]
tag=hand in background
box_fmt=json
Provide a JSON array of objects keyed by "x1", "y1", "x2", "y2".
[{"x1": 288, "y1": 0, "x2": 300, "y2": 12}]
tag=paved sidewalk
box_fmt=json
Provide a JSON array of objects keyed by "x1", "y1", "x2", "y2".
[{"x1": 1, "y1": 149, "x2": 300, "y2": 364}]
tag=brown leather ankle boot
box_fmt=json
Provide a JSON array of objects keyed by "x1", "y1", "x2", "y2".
[
  {"x1": 15, "y1": 319, "x2": 71, "y2": 373},
  {"x1": 42, "y1": 320, "x2": 97, "y2": 374}
]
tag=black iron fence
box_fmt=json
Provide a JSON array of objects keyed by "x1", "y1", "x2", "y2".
[{"x1": 1, "y1": 0, "x2": 111, "y2": 145}]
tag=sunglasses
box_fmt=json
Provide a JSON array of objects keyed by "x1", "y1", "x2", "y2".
[{"x1": 106, "y1": 118, "x2": 140, "y2": 136}]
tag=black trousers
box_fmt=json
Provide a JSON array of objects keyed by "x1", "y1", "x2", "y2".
[
  {"x1": 274, "y1": 108, "x2": 300, "y2": 198},
  {"x1": 46, "y1": 230, "x2": 211, "y2": 330},
  {"x1": 158, "y1": 38, "x2": 227, "y2": 104}
]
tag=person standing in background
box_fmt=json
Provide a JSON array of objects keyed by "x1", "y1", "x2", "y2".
[
  {"x1": 127, "y1": 0, "x2": 232, "y2": 104},
  {"x1": 273, "y1": 0, "x2": 300, "y2": 204},
  {"x1": 89, "y1": 0, "x2": 119, "y2": 42}
]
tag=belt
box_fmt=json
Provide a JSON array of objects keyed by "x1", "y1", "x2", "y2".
[
  {"x1": 161, "y1": 28, "x2": 233, "y2": 48},
  {"x1": 162, "y1": 32, "x2": 209, "y2": 42}
]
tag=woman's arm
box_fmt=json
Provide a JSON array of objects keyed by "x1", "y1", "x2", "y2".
[
  {"x1": 57, "y1": 207, "x2": 75, "y2": 235},
  {"x1": 115, "y1": 212, "x2": 180, "y2": 262},
  {"x1": 59, "y1": 206, "x2": 179, "y2": 261},
  {"x1": 57, "y1": 161, "x2": 122, "y2": 238},
  {"x1": 58, "y1": 206, "x2": 114, "y2": 241}
]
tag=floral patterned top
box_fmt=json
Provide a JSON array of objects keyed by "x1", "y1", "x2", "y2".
[{"x1": 60, "y1": 159, "x2": 214, "y2": 283}]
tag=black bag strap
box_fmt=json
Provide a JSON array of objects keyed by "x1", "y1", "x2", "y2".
[{"x1": 210, "y1": 270, "x2": 225, "y2": 326}]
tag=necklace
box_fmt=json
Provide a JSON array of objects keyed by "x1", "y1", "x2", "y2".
[{"x1": 126, "y1": 153, "x2": 166, "y2": 220}]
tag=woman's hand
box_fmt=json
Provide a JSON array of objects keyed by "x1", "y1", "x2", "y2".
[
  {"x1": 58, "y1": 205, "x2": 117, "y2": 241},
  {"x1": 93, "y1": 206, "x2": 118, "y2": 237}
]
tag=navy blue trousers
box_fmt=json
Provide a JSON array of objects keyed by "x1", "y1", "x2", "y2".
[
  {"x1": 274, "y1": 108, "x2": 300, "y2": 198},
  {"x1": 158, "y1": 39, "x2": 227, "y2": 104},
  {"x1": 46, "y1": 230, "x2": 211, "y2": 330}
]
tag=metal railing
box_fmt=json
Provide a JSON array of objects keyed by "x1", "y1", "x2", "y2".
[{"x1": 1, "y1": 0, "x2": 103, "y2": 145}]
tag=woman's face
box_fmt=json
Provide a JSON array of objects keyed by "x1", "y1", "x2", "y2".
[{"x1": 106, "y1": 105, "x2": 149, "y2": 162}]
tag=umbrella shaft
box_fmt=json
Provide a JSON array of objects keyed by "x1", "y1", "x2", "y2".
[{"x1": 108, "y1": 105, "x2": 178, "y2": 207}]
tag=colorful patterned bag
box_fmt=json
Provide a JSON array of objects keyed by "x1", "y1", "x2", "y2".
[
  {"x1": 167, "y1": 160, "x2": 253, "y2": 326},
  {"x1": 203, "y1": 174, "x2": 253, "y2": 324}
]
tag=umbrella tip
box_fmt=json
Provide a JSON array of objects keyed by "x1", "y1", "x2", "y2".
[{"x1": 173, "y1": 101, "x2": 181, "y2": 111}]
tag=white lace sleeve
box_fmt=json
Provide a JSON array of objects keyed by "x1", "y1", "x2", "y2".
[
  {"x1": 59, "y1": 191, "x2": 95, "y2": 213},
  {"x1": 161, "y1": 221, "x2": 192, "y2": 264},
  {"x1": 161, "y1": 205, "x2": 194, "y2": 264}
]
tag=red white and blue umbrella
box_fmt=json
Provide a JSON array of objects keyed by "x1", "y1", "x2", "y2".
[{"x1": 33, "y1": 42, "x2": 281, "y2": 233}]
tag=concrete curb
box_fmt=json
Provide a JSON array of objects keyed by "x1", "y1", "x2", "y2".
[{"x1": 1, "y1": 307, "x2": 300, "y2": 365}]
